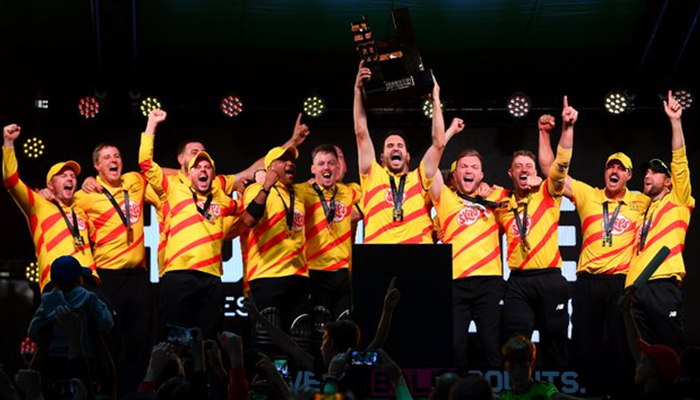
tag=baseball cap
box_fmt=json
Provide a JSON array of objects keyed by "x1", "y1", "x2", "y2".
[
  {"x1": 641, "y1": 159, "x2": 671, "y2": 177},
  {"x1": 606, "y1": 152, "x2": 632, "y2": 170},
  {"x1": 50, "y1": 255, "x2": 93, "y2": 286},
  {"x1": 450, "y1": 161, "x2": 457, "y2": 173},
  {"x1": 46, "y1": 161, "x2": 81, "y2": 185},
  {"x1": 637, "y1": 339, "x2": 680, "y2": 388},
  {"x1": 264, "y1": 146, "x2": 298, "y2": 169},
  {"x1": 187, "y1": 151, "x2": 216, "y2": 172}
]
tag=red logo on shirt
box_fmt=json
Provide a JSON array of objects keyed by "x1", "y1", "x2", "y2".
[
  {"x1": 77, "y1": 217, "x2": 87, "y2": 231},
  {"x1": 601, "y1": 215, "x2": 632, "y2": 235},
  {"x1": 121, "y1": 201, "x2": 141, "y2": 224},
  {"x1": 333, "y1": 201, "x2": 348, "y2": 222},
  {"x1": 293, "y1": 209, "x2": 304, "y2": 231},
  {"x1": 511, "y1": 213, "x2": 532, "y2": 237},
  {"x1": 457, "y1": 206, "x2": 481, "y2": 227},
  {"x1": 196, "y1": 201, "x2": 221, "y2": 218},
  {"x1": 385, "y1": 189, "x2": 403, "y2": 206}
]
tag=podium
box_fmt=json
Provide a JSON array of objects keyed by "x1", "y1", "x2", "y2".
[{"x1": 351, "y1": 244, "x2": 452, "y2": 367}]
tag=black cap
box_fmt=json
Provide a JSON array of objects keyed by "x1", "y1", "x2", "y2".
[{"x1": 641, "y1": 159, "x2": 671, "y2": 177}]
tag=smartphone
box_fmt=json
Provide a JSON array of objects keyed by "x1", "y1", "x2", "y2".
[
  {"x1": 46, "y1": 379, "x2": 76, "y2": 400},
  {"x1": 274, "y1": 357, "x2": 289, "y2": 379},
  {"x1": 350, "y1": 350, "x2": 378, "y2": 366},
  {"x1": 165, "y1": 324, "x2": 193, "y2": 346}
]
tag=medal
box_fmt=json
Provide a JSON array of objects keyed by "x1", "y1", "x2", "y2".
[
  {"x1": 393, "y1": 208, "x2": 404, "y2": 222},
  {"x1": 74, "y1": 236, "x2": 85, "y2": 248}
]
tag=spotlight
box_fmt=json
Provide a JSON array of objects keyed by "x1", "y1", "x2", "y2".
[
  {"x1": 34, "y1": 100, "x2": 49, "y2": 109},
  {"x1": 23, "y1": 138, "x2": 45, "y2": 159},
  {"x1": 221, "y1": 95, "x2": 243, "y2": 117},
  {"x1": 78, "y1": 96, "x2": 100, "y2": 119},
  {"x1": 422, "y1": 99, "x2": 443, "y2": 119},
  {"x1": 140, "y1": 97, "x2": 162, "y2": 117},
  {"x1": 604, "y1": 90, "x2": 631, "y2": 115},
  {"x1": 507, "y1": 93, "x2": 531, "y2": 118},
  {"x1": 25, "y1": 262, "x2": 38, "y2": 283},
  {"x1": 303, "y1": 95, "x2": 325, "y2": 118},
  {"x1": 672, "y1": 88, "x2": 693, "y2": 110}
]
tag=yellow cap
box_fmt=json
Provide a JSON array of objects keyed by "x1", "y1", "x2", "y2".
[
  {"x1": 264, "y1": 146, "x2": 299, "y2": 169},
  {"x1": 450, "y1": 161, "x2": 456, "y2": 173},
  {"x1": 188, "y1": 151, "x2": 216, "y2": 171},
  {"x1": 606, "y1": 152, "x2": 632, "y2": 170},
  {"x1": 46, "y1": 161, "x2": 81, "y2": 185}
]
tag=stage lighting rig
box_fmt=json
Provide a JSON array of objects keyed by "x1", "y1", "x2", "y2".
[
  {"x1": 303, "y1": 95, "x2": 325, "y2": 118},
  {"x1": 23, "y1": 137, "x2": 44, "y2": 159},
  {"x1": 507, "y1": 93, "x2": 531, "y2": 118},
  {"x1": 140, "y1": 97, "x2": 162, "y2": 117},
  {"x1": 604, "y1": 90, "x2": 632, "y2": 115},
  {"x1": 78, "y1": 96, "x2": 100, "y2": 119},
  {"x1": 221, "y1": 95, "x2": 243, "y2": 117}
]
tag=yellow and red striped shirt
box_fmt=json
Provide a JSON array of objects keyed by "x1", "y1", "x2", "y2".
[
  {"x1": 138, "y1": 133, "x2": 236, "y2": 269},
  {"x1": 140, "y1": 156, "x2": 238, "y2": 277},
  {"x1": 497, "y1": 179, "x2": 563, "y2": 270},
  {"x1": 296, "y1": 181, "x2": 361, "y2": 272},
  {"x1": 243, "y1": 183, "x2": 307, "y2": 281},
  {"x1": 626, "y1": 147, "x2": 695, "y2": 287},
  {"x1": 3, "y1": 147, "x2": 97, "y2": 292},
  {"x1": 434, "y1": 187, "x2": 508, "y2": 279},
  {"x1": 360, "y1": 159, "x2": 434, "y2": 244},
  {"x1": 571, "y1": 179, "x2": 649, "y2": 275},
  {"x1": 73, "y1": 171, "x2": 158, "y2": 271}
]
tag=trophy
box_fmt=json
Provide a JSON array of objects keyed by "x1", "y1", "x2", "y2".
[{"x1": 351, "y1": 8, "x2": 434, "y2": 107}]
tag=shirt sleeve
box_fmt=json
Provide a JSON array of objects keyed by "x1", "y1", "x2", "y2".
[
  {"x1": 671, "y1": 146, "x2": 694, "y2": 207},
  {"x1": 138, "y1": 133, "x2": 168, "y2": 199}
]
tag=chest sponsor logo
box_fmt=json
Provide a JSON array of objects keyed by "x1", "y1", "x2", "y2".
[
  {"x1": 510, "y1": 213, "x2": 532, "y2": 237},
  {"x1": 385, "y1": 189, "x2": 404, "y2": 206},
  {"x1": 601, "y1": 215, "x2": 631, "y2": 235},
  {"x1": 333, "y1": 201, "x2": 348, "y2": 222},
  {"x1": 457, "y1": 205, "x2": 483, "y2": 227},
  {"x1": 293, "y1": 209, "x2": 304, "y2": 231},
  {"x1": 121, "y1": 200, "x2": 141, "y2": 224}
]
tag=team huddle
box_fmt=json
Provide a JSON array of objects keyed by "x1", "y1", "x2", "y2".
[{"x1": 3, "y1": 63, "x2": 693, "y2": 387}]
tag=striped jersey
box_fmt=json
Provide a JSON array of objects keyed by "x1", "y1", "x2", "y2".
[
  {"x1": 626, "y1": 147, "x2": 695, "y2": 287},
  {"x1": 139, "y1": 157, "x2": 238, "y2": 277},
  {"x1": 497, "y1": 178, "x2": 563, "y2": 270},
  {"x1": 243, "y1": 182, "x2": 307, "y2": 281},
  {"x1": 3, "y1": 147, "x2": 97, "y2": 292},
  {"x1": 434, "y1": 187, "x2": 509, "y2": 279},
  {"x1": 360, "y1": 159, "x2": 434, "y2": 244},
  {"x1": 570, "y1": 179, "x2": 649, "y2": 275},
  {"x1": 73, "y1": 172, "x2": 158, "y2": 271},
  {"x1": 296, "y1": 181, "x2": 361, "y2": 272},
  {"x1": 138, "y1": 133, "x2": 236, "y2": 269}
]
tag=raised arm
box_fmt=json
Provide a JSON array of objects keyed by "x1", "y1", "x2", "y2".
[
  {"x1": 538, "y1": 114, "x2": 573, "y2": 198},
  {"x1": 138, "y1": 110, "x2": 168, "y2": 198},
  {"x1": 664, "y1": 90, "x2": 685, "y2": 151},
  {"x1": 234, "y1": 113, "x2": 310, "y2": 182},
  {"x1": 354, "y1": 61, "x2": 376, "y2": 175},
  {"x1": 547, "y1": 96, "x2": 576, "y2": 196},
  {"x1": 429, "y1": 118, "x2": 464, "y2": 202},
  {"x1": 421, "y1": 75, "x2": 446, "y2": 181}
]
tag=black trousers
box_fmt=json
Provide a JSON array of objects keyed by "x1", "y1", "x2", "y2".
[
  {"x1": 309, "y1": 269, "x2": 350, "y2": 320},
  {"x1": 571, "y1": 273, "x2": 633, "y2": 393},
  {"x1": 502, "y1": 269, "x2": 570, "y2": 369},
  {"x1": 96, "y1": 268, "x2": 155, "y2": 363},
  {"x1": 248, "y1": 275, "x2": 312, "y2": 330},
  {"x1": 452, "y1": 276, "x2": 505, "y2": 368},
  {"x1": 96, "y1": 268, "x2": 156, "y2": 396},
  {"x1": 632, "y1": 278, "x2": 685, "y2": 354},
  {"x1": 159, "y1": 270, "x2": 224, "y2": 339}
]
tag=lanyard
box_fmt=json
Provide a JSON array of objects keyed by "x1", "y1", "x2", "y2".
[
  {"x1": 273, "y1": 186, "x2": 295, "y2": 235},
  {"x1": 512, "y1": 202, "x2": 530, "y2": 251},
  {"x1": 455, "y1": 192, "x2": 500, "y2": 209},
  {"x1": 637, "y1": 193, "x2": 667, "y2": 253},
  {"x1": 190, "y1": 189, "x2": 214, "y2": 221},
  {"x1": 388, "y1": 174, "x2": 406, "y2": 222},
  {"x1": 52, "y1": 201, "x2": 84, "y2": 248},
  {"x1": 103, "y1": 187, "x2": 133, "y2": 243},
  {"x1": 602, "y1": 202, "x2": 622, "y2": 247},
  {"x1": 312, "y1": 182, "x2": 337, "y2": 225}
]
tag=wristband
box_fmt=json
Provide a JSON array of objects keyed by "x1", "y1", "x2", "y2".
[{"x1": 246, "y1": 200, "x2": 265, "y2": 219}]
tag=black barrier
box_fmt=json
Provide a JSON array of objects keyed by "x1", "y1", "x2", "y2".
[{"x1": 351, "y1": 244, "x2": 453, "y2": 368}]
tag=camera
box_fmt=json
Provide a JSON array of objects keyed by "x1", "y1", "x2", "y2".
[
  {"x1": 350, "y1": 350, "x2": 379, "y2": 366},
  {"x1": 165, "y1": 324, "x2": 194, "y2": 346}
]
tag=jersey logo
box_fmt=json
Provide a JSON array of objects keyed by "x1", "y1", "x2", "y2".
[
  {"x1": 385, "y1": 189, "x2": 404, "y2": 206},
  {"x1": 510, "y1": 213, "x2": 532, "y2": 237},
  {"x1": 77, "y1": 217, "x2": 87, "y2": 231},
  {"x1": 457, "y1": 205, "x2": 482, "y2": 227},
  {"x1": 196, "y1": 201, "x2": 221, "y2": 219},
  {"x1": 293, "y1": 209, "x2": 304, "y2": 232},
  {"x1": 333, "y1": 201, "x2": 348, "y2": 222},
  {"x1": 121, "y1": 200, "x2": 141, "y2": 224},
  {"x1": 600, "y1": 215, "x2": 632, "y2": 235}
]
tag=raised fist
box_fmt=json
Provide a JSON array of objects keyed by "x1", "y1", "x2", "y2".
[
  {"x1": 148, "y1": 109, "x2": 167, "y2": 124},
  {"x1": 538, "y1": 115, "x2": 555, "y2": 132},
  {"x1": 3, "y1": 124, "x2": 21, "y2": 141}
]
